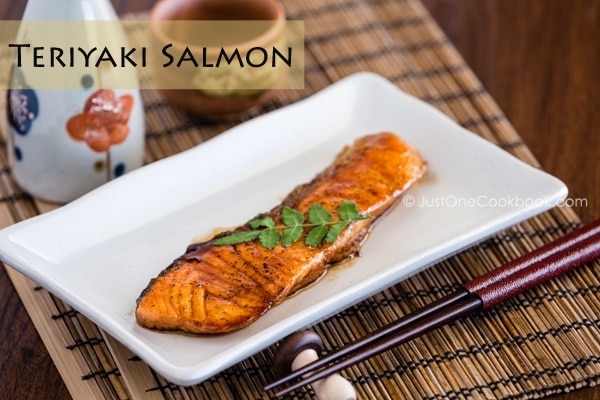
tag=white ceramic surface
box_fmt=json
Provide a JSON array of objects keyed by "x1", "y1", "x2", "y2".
[
  {"x1": 0, "y1": 72, "x2": 567, "y2": 386},
  {"x1": 6, "y1": 0, "x2": 145, "y2": 203}
]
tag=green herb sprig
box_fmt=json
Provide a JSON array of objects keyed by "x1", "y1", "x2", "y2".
[{"x1": 212, "y1": 201, "x2": 370, "y2": 249}]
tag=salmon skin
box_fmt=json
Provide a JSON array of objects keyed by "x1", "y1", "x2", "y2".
[{"x1": 136, "y1": 133, "x2": 426, "y2": 334}]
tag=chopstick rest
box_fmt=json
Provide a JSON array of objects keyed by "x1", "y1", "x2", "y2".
[
  {"x1": 266, "y1": 219, "x2": 600, "y2": 396},
  {"x1": 272, "y1": 331, "x2": 356, "y2": 400}
]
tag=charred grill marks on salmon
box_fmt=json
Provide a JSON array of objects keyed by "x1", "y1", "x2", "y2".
[{"x1": 135, "y1": 132, "x2": 426, "y2": 334}]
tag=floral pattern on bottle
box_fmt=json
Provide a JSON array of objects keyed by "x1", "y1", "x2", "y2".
[
  {"x1": 6, "y1": 69, "x2": 39, "y2": 136},
  {"x1": 66, "y1": 89, "x2": 134, "y2": 180}
]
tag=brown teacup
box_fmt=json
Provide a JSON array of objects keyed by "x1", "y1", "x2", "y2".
[{"x1": 150, "y1": 0, "x2": 286, "y2": 119}]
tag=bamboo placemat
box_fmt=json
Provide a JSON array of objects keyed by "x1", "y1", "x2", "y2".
[{"x1": 1, "y1": 0, "x2": 599, "y2": 399}]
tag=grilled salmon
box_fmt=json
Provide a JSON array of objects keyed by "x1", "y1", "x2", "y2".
[{"x1": 135, "y1": 132, "x2": 425, "y2": 334}]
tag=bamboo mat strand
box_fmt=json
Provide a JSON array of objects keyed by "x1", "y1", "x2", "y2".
[{"x1": 0, "y1": 0, "x2": 599, "y2": 399}]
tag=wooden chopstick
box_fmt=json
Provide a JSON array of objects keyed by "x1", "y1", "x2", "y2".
[{"x1": 265, "y1": 219, "x2": 600, "y2": 396}]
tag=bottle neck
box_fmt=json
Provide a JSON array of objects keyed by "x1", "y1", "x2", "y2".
[{"x1": 23, "y1": 0, "x2": 118, "y2": 21}]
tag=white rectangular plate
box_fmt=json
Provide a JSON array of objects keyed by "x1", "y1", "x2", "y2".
[{"x1": 0, "y1": 72, "x2": 567, "y2": 386}]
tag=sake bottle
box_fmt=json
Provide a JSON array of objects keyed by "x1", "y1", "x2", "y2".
[{"x1": 5, "y1": 0, "x2": 145, "y2": 203}]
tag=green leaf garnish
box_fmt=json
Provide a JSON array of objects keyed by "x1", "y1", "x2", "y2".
[
  {"x1": 212, "y1": 230, "x2": 262, "y2": 245},
  {"x1": 281, "y1": 206, "x2": 304, "y2": 246},
  {"x1": 305, "y1": 224, "x2": 330, "y2": 247},
  {"x1": 259, "y1": 227, "x2": 280, "y2": 249},
  {"x1": 250, "y1": 216, "x2": 276, "y2": 229},
  {"x1": 338, "y1": 201, "x2": 369, "y2": 221},
  {"x1": 212, "y1": 201, "x2": 370, "y2": 249},
  {"x1": 308, "y1": 204, "x2": 332, "y2": 225},
  {"x1": 325, "y1": 220, "x2": 351, "y2": 243},
  {"x1": 282, "y1": 206, "x2": 304, "y2": 226},
  {"x1": 282, "y1": 226, "x2": 303, "y2": 246}
]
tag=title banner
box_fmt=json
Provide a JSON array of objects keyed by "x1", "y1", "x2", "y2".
[{"x1": 1, "y1": 20, "x2": 304, "y2": 92}]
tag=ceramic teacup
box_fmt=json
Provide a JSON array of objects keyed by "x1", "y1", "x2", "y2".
[{"x1": 150, "y1": 0, "x2": 287, "y2": 119}]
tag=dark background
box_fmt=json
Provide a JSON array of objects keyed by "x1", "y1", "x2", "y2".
[{"x1": 1, "y1": 0, "x2": 598, "y2": 399}]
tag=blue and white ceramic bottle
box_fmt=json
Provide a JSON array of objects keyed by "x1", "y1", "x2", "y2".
[{"x1": 6, "y1": 0, "x2": 145, "y2": 203}]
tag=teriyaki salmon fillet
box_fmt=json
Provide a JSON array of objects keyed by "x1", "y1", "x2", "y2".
[{"x1": 136, "y1": 132, "x2": 426, "y2": 334}]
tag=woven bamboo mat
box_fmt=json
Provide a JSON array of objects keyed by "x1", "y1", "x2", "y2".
[{"x1": 1, "y1": 0, "x2": 599, "y2": 398}]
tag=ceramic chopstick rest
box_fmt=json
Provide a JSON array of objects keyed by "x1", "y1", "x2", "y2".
[{"x1": 272, "y1": 330, "x2": 356, "y2": 400}]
